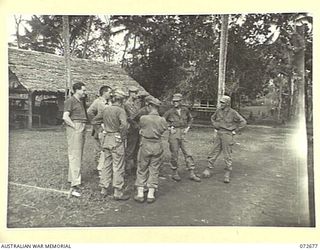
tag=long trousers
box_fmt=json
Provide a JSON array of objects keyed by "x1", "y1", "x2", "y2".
[
  {"x1": 99, "y1": 133, "x2": 125, "y2": 190},
  {"x1": 135, "y1": 138, "x2": 163, "y2": 189},
  {"x1": 168, "y1": 128, "x2": 195, "y2": 170},
  {"x1": 207, "y1": 130, "x2": 234, "y2": 171},
  {"x1": 66, "y1": 123, "x2": 86, "y2": 187}
]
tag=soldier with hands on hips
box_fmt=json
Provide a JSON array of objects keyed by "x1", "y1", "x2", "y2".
[
  {"x1": 163, "y1": 93, "x2": 201, "y2": 182},
  {"x1": 202, "y1": 95, "x2": 247, "y2": 183}
]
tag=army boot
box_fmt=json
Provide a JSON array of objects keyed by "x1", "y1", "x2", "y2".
[
  {"x1": 147, "y1": 188, "x2": 156, "y2": 203},
  {"x1": 189, "y1": 169, "x2": 201, "y2": 182},
  {"x1": 224, "y1": 170, "x2": 231, "y2": 183},
  {"x1": 113, "y1": 188, "x2": 130, "y2": 201},
  {"x1": 172, "y1": 169, "x2": 181, "y2": 181},
  {"x1": 134, "y1": 186, "x2": 145, "y2": 203},
  {"x1": 202, "y1": 167, "x2": 212, "y2": 178}
]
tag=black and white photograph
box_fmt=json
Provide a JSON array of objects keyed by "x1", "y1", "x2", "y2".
[
  {"x1": 6, "y1": 12, "x2": 314, "y2": 229},
  {"x1": 2, "y1": 0, "x2": 319, "y2": 245}
]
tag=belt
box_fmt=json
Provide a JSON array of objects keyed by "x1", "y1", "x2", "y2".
[{"x1": 141, "y1": 136, "x2": 161, "y2": 142}]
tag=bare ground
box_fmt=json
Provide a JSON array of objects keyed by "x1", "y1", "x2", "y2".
[{"x1": 7, "y1": 125, "x2": 311, "y2": 227}]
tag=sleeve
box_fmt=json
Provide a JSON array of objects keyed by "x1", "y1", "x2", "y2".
[
  {"x1": 186, "y1": 108, "x2": 193, "y2": 127},
  {"x1": 163, "y1": 110, "x2": 172, "y2": 127},
  {"x1": 160, "y1": 117, "x2": 168, "y2": 133},
  {"x1": 210, "y1": 111, "x2": 220, "y2": 129},
  {"x1": 234, "y1": 111, "x2": 247, "y2": 131},
  {"x1": 87, "y1": 100, "x2": 98, "y2": 122},
  {"x1": 119, "y1": 109, "x2": 128, "y2": 139},
  {"x1": 64, "y1": 98, "x2": 72, "y2": 113}
]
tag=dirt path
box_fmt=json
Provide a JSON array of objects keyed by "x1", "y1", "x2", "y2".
[{"x1": 7, "y1": 126, "x2": 311, "y2": 227}]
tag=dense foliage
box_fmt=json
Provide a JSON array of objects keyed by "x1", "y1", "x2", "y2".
[{"x1": 11, "y1": 13, "x2": 312, "y2": 121}]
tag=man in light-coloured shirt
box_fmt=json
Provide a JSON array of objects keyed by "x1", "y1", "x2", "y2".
[
  {"x1": 202, "y1": 95, "x2": 247, "y2": 183},
  {"x1": 63, "y1": 82, "x2": 88, "y2": 197}
]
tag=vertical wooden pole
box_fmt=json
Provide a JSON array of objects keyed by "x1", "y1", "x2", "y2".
[
  {"x1": 217, "y1": 14, "x2": 229, "y2": 105},
  {"x1": 27, "y1": 92, "x2": 33, "y2": 129},
  {"x1": 62, "y1": 15, "x2": 72, "y2": 98}
]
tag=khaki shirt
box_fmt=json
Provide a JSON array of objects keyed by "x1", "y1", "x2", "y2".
[
  {"x1": 87, "y1": 97, "x2": 109, "y2": 125},
  {"x1": 95, "y1": 103, "x2": 128, "y2": 140},
  {"x1": 139, "y1": 111, "x2": 168, "y2": 140},
  {"x1": 211, "y1": 107, "x2": 247, "y2": 132},
  {"x1": 163, "y1": 106, "x2": 193, "y2": 128}
]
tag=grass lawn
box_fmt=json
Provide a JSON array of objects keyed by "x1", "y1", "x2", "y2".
[{"x1": 7, "y1": 125, "x2": 311, "y2": 227}]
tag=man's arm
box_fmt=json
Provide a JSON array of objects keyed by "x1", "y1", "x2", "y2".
[
  {"x1": 119, "y1": 109, "x2": 129, "y2": 139},
  {"x1": 210, "y1": 111, "x2": 220, "y2": 129},
  {"x1": 63, "y1": 111, "x2": 75, "y2": 128},
  {"x1": 87, "y1": 99, "x2": 98, "y2": 122},
  {"x1": 185, "y1": 108, "x2": 193, "y2": 132},
  {"x1": 234, "y1": 112, "x2": 247, "y2": 132}
]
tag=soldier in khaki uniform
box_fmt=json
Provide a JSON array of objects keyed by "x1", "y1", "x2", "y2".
[
  {"x1": 163, "y1": 93, "x2": 201, "y2": 182},
  {"x1": 87, "y1": 85, "x2": 112, "y2": 171},
  {"x1": 94, "y1": 89, "x2": 130, "y2": 200},
  {"x1": 134, "y1": 97, "x2": 168, "y2": 203},
  {"x1": 124, "y1": 86, "x2": 141, "y2": 174},
  {"x1": 202, "y1": 95, "x2": 247, "y2": 183}
]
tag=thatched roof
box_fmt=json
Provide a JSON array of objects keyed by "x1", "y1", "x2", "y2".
[{"x1": 8, "y1": 47, "x2": 147, "y2": 97}]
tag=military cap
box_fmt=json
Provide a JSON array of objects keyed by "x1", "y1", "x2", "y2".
[
  {"x1": 148, "y1": 97, "x2": 161, "y2": 106},
  {"x1": 112, "y1": 89, "x2": 126, "y2": 98},
  {"x1": 220, "y1": 95, "x2": 231, "y2": 104},
  {"x1": 138, "y1": 90, "x2": 149, "y2": 97},
  {"x1": 172, "y1": 93, "x2": 183, "y2": 101},
  {"x1": 128, "y1": 86, "x2": 139, "y2": 92},
  {"x1": 144, "y1": 95, "x2": 153, "y2": 104}
]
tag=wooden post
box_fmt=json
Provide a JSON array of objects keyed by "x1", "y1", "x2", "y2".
[
  {"x1": 62, "y1": 15, "x2": 72, "y2": 98},
  {"x1": 217, "y1": 14, "x2": 229, "y2": 105},
  {"x1": 27, "y1": 92, "x2": 33, "y2": 129}
]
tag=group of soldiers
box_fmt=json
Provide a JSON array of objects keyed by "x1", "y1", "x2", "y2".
[{"x1": 63, "y1": 82, "x2": 247, "y2": 203}]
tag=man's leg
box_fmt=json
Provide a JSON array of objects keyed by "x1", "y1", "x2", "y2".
[
  {"x1": 168, "y1": 133, "x2": 181, "y2": 181},
  {"x1": 112, "y1": 143, "x2": 130, "y2": 200},
  {"x1": 180, "y1": 135, "x2": 201, "y2": 182},
  {"x1": 146, "y1": 144, "x2": 163, "y2": 203},
  {"x1": 99, "y1": 148, "x2": 113, "y2": 195},
  {"x1": 134, "y1": 143, "x2": 150, "y2": 203},
  {"x1": 203, "y1": 134, "x2": 222, "y2": 178},
  {"x1": 221, "y1": 133, "x2": 233, "y2": 183},
  {"x1": 66, "y1": 123, "x2": 86, "y2": 196},
  {"x1": 125, "y1": 129, "x2": 139, "y2": 174}
]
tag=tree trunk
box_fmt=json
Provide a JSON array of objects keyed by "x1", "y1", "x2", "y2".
[
  {"x1": 121, "y1": 33, "x2": 130, "y2": 68},
  {"x1": 277, "y1": 76, "x2": 283, "y2": 122},
  {"x1": 217, "y1": 14, "x2": 229, "y2": 105},
  {"x1": 62, "y1": 16, "x2": 72, "y2": 98},
  {"x1": 293, "y1": 24, "x2": 305, "y2": 121},
  {"x1": 14, "y1": 15, "x2": 22, "y2": 48},
  {"x1": 82, "y1": 16, "x2": 94, "y2": 59}
]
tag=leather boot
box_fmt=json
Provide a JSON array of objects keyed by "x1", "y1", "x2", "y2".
[
  {"x1": 202, "y1": 167, "x2": 212, "y2": 178},
  {"x1": 224, "y1": 170, "x2": 231, "y2": 183},
  {"x1": 134, "y1": 187, "x2": 145, "y2": 203},
  {"x1": 189, "y1": 170, "x2": 201, "y2": 182},
  {"x1": 171, "y1": 169, "x2": 181, "y2": 181},
  {"x1": 113, "y1": 188, "x2": 130, "y2": 201},
  {"x1": 147, "y1": 188, "x2": 156, "y2": 203}
]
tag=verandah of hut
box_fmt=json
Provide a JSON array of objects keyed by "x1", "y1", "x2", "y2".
[{"x1": 9, "y1": 71, "x2": 65, "y2": 129}]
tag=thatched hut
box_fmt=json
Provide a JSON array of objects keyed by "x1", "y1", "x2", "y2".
[{"x1": 8, "y1": 47, "x2": 147, "y2": 128}]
